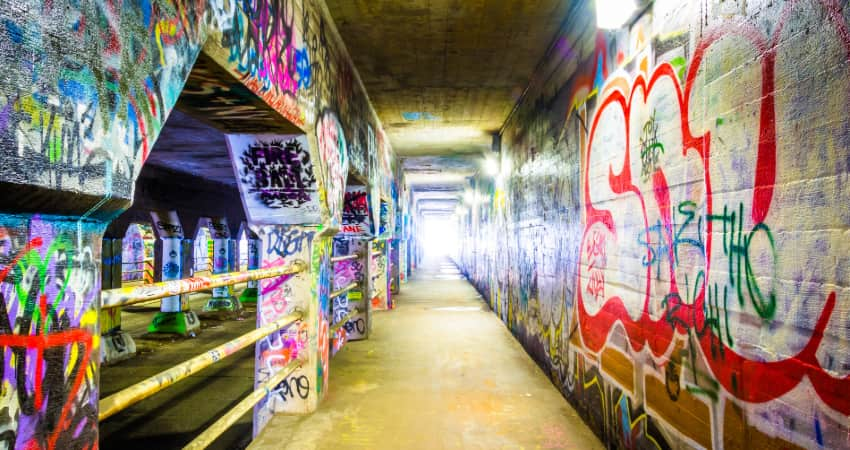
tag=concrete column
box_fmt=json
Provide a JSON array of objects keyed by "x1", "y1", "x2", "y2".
[
  {"x1": 225, "y1": 131, "x2": 344, "y2": 434},
  {"x1": 400, "y1": 238, "x2": 409, "y2": 284},
  {"x1": 0, "y1": 214, "x2": 104, "y2": 447},
  {"x1": 148, "y1": 211, "x2": 200, "y2": 335},
  {"x1": 390, "y1": 238, "x2": 400, "y2": 294},
  {"x1": 101, "y1": 237, "x2": 137, "y2": 364},
  {"x1": 370, "y1": 240, "x2": 391, "y2": 310},
  {"x1": 203, "y1": 217, "x2": 241, "y2": 315},
  {"x1": 252, "y1": 225, "x2": 329, "y2": 433},
  {"x1": 238, "y1": 222, "x2": 261, "y2": 304},
  {"x1": 330, "y1": 237, "x2": 369, "y2": 346}
]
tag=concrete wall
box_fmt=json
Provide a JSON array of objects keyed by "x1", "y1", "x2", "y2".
[
  {"x1": 459, "y1": 1, "x2": 850, "y2": 448},
  {"x1": 0, "y1": 0, "x2": 401, "y2": 446}
]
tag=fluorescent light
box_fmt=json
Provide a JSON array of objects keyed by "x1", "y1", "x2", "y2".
[{"x1": 596, "y1": 0, "x2": 637, "y2": 29}]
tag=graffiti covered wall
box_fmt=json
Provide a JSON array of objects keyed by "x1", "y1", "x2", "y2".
[
  {"x1": 0, "y1": 215, "x2": 104, "y2": 448},
  {"x1": 0, "y1": 0, "x2": 401, "y2": 445},
  {"x1": 0, "y1": 0, "x2": 399, "y2": 221},
  {"x1": 459, "y1": 1, "x2": 850, "y2": 448}
]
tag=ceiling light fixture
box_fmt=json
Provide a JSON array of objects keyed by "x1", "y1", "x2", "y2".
[{"x1": 596, "y1": 0, "x2": 637, "y2": 29}]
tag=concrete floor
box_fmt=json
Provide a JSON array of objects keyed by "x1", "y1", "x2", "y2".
[
  {"x1": 99, "y1": 286, "x2": 257, "y2": 450},
  {"x1": 250, "y1": 257, "x2": 602, "y2": 450}
]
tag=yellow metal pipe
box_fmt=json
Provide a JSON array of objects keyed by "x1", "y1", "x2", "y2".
[
  {"x1": 330, "y1": 253, "x2": 360, "y2": 263},
  {"x1": 329, "y1": 282, "x2": 358, "y2": 300},
  {"x1": 98, "y1": 312, "x2": 302, "y2": 421},
  {"x1": 182, "y1": 359, "x2": 302, "y2": 450},
  {"x1": 101, "y1": 260, "x2": 307, "y2": 309},
  {"x1": 330, "y1": 311, "x2": 357, "y2": 335}
]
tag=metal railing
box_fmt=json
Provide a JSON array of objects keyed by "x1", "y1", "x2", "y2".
[
  {"x1": 330, "y1": 253, "x2": 360, "y2": 263},
  {"x1": 330, "y1": 310, "x2": 357, "y2": 335},
  {"x1": 99, "y1": 258, "x2": 308, "y2": 449},
  {"x1": 99, "y1": 311, "x2": 303, "y2": 421},
  {"x1": 98, "y1": 253, "x2": 372, "y2": 446},
  {"x1": 121, "y1": 261, "x2": 154, "y2": 282},
  {"x1": 183, "y1": 358, "x2": 303, "y2": 449},
  {"x1": 101, "y1": 261, "x2": 307, "y2": 309},
  {"x1": 194, "y1": 256, "x2": 213, "y2": 273},
  {"x1": 329, "y1": 282, "x2": 358, "y2": 300}
]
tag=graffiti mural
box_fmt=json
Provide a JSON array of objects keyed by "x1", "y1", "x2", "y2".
[
  {"x1": 341, "y1": 187, "x2": 372, "y2": 235},
  {"x1": 459, "y1": 1, "x2": 850, "y2": 448},
  {"x1": 227, "y1": 134, "x2": 320, "y2": 224},
  {"x1": 0, "y1": 0, "x2": 397, "y2": 212},
  {"x1": 0, "y1": 0, "x2": 210, "y2": 210},
  {"x1": 370, "y1": 241, "x2": 390, "y2": 310},
  {"x1": 316, "y1": 111, "x2": 349, "y2": 227},
  {"x1": 0, "y1": 0, "x2": 402, "y2": 443},
  {"x1": 121, "y1": 223, "x2": 155, "y2": 285},
  {"x1": 331, "y1": 237, "x2": 367, "y2": 341},
  {"x1": 0, "y1": 215, "x2": 104, "y2": 449},
  {"x1": 253, "y1": 224, "x2": 312, "y2": 433}
]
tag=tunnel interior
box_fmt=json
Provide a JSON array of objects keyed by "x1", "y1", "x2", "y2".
[{"x1": 0, "y1": 0, "x2": 848, "y2": 449}]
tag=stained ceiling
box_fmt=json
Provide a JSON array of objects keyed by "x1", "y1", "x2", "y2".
[{"x1": 326, "y1": 0, "x2": 572, "y2": 212}]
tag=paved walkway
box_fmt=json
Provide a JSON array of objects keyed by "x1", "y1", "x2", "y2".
[{"x1": 251, "y1": 257, "x2": 602, "y2": 450}]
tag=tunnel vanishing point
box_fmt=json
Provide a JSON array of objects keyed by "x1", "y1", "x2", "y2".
[{"x1": 0, "y1": 0, "x2": 849, "y2": 448}]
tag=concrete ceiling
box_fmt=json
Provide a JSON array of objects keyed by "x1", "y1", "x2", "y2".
[
  {"x1": 145, "y1": 108, "x2": 236, "y2": 186},
  {"x1": 327, "y1": 0, "x2": 571, "y2": 210},
  {"x1": 326, "y1": 0, "x2": 570, "y2": 157},
  {"x1": 145, "y1": 53, "x2": 302, "y2": 189}
]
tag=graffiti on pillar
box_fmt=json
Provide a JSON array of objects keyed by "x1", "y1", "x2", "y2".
[
  {"x1": 266, "y1": 228, "x2": 316, "y2": 259},
  {"x1": 206, "y1": 218, "x2": 231, "y2": 240},
  {"x1": 378, "y1": 199, "x2": 390, "y2": 237},
  {"x1": 333, "y1": 237, "x2": 366, "y2": 309},
  {"x1": 121, "y1": 223, "x2": 155, "y2": 285},
  {"x1": 331, "y1": 295, "x2": 350, "y2": 327},
  {"x1": 312, "y1": 238, "x2": 332, "y2": 396},
  {"x1": 370, "y1": 241, "x2": 389, "y2": 310},
  {"x1": 457, "y1": 1, "x2": 850, "y2": 448},
  {"x1": 227, "y1": 134, "x2": 321, "y2": 224},
  {"x1": 316, "y1": 111, "x2": 349, "y2": 227},
  {"x1": 341, "y1": 187, "x2": 372, "y2": 235},
  {"x1": 193, "y1": 227, "x2": 214, "y2": 275},
  {"x1": 0, "y1": 215, "x2": 104, "y2": 449},
  {"x1": 389, "y1": 239, "x2": 399, "y2": 293},
  {"x1": 254, "y1": 224, "x2": 313, "y2": 432}
]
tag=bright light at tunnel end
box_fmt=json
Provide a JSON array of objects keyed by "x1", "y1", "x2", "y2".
[
  {"x1": 596, "y1": 0, "x2": 637, "y2": 29},
  {"x1": 483, "y1": 156, "x2": 500, "y2": 176},
  {"x1": 422, "y1": 216, "x2": 460, "y2": 259}
]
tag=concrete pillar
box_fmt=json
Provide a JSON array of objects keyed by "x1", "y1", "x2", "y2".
[
  {"x1": 225, "y1": 131, "x2": 345, "y2": 434},
  {"x1": 400, "y1": 238, "x2": 409, "y2": 284},
  {"x1": 101, "y1": 237, "x2": 137, "y2": 364},
  {"x1": 0, "y1": 214, "x2": 104, "y2": 447},
  {"x1": 252, "y1": 225, "x2": 329, "y2": 432},
  {"x1": 148, "y1": 210, "x2": 200, "y2": 335},
  {"x1": 331, "y1": 237, "x2": 370, "y2": 346},
  {"x1": 390, "y1": 238, "x2": 400, "y2": 294},
  {"x1": 238, "y1": 222, "x2": 261, "y2": 304},
  {"x1": 203, "y1": 217, "x2": 241, "y2": 315},
  {"x1": 370, "y1": 240, "x2": 391, "y2": 310}
]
